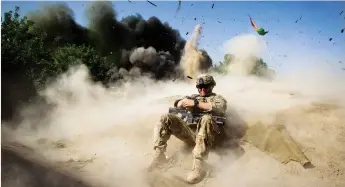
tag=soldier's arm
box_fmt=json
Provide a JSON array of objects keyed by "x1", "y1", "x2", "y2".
[
  {"x1": 195, "y1": 95, "x2": 227, "y2": 113},
  {"x1": 174, "y1": 94, "x2": 198, "y2": 108},
  {"x1": 197, "y1": 102, "x2": 212, "y2": 111},
  {"x1": 204, "y1": 95, "x2": 227, "y2": 114}
]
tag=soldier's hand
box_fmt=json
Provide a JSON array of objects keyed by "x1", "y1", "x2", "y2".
[{"x1": 181, "y1": 98, "x2": 194, "y2": 107}]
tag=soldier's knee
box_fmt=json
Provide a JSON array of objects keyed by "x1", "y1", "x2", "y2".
[
  {"x1": 160, "y1": 113, "x2": 174, "y2": 124},
  {"x1": 200, "y1": 115, "x2": 212, "y2": 123}
]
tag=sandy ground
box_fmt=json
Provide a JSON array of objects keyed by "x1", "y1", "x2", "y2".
[{"x1": 2, "y1": 101, "x2": 345, "y2": 187}]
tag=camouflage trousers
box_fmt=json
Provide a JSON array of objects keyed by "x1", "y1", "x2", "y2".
[{"x1": 153, "y1": 113, "x2": 224, "y2": 160}]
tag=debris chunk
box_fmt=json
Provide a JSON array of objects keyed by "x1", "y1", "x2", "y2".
[{"x1": 147, "y1": 0, "x2": 157, "y2": 7}]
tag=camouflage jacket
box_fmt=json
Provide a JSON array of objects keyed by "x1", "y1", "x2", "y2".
[{"x1": 174, "y1": 93, "x2": 227, "y2": 116}]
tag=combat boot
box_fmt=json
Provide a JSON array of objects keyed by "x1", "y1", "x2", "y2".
[
  {"x1": 147, "y1": 149, "x2": 168, "y2": 172},
  {"x1": 186, "y1": 158, "x2": 206, "y2": 184}
]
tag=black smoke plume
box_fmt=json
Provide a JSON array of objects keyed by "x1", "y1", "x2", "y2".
[{"x1": 27, "y1": 1, "x2": 187, "y2": 81}]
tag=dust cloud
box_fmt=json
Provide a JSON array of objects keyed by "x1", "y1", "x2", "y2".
[
  {"x1": 222, "y1": 34, "x2": 267, "y2": 76},
  {"x1": 3, "y1": 32, "x2": 345, "y2": 187}
]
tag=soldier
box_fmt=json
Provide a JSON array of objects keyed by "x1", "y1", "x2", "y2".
[{"x1": 149, "y1": 74, "x2": 227, "y2": 184}]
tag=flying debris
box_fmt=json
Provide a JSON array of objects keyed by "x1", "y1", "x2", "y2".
[
  {"x1": 340, "y1": 10, "x2": 344, "y2": 15},
  {"x1": 186, "y1": 32, "x2": 189, "y2": 35},
  {"x1": 341, "y1": 28, "x2": 344, "y2": 33},
  {"x1": 212, "y1": 2, "x2": 215, "y2": 9},
  {"x1": 175, "y1": 0, "x2": 182, "y2": 16},
  {"x1": 194, "y1": 18, "x2": 196, "y2": 20},
  {"x1": 147, "y1": 0, "x2": 157, "y2": 7},
  {"x1": 295, "y1": 16, "x2": 302, "y2": 23},
  {"x1": 329, "y1": 38, "x2": 333, "y2": 41},
  {"x1": 187, "y1": 76, "x2": 193, "y2": 79},
  {"x1": 248, "y1": 15, "x2": 269, "y2": 36}
]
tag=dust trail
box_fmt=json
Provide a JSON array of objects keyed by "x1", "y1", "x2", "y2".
[
  {"x1": 180, "y1": 24, "x2": 212, "y2": 81},
  {"x1": 3, "y1": 34, "x2": 345, "y2": 187}
]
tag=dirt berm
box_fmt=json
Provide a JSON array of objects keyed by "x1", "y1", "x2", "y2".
[{"x1": 1, "y1": 142, "x2": 93, "y2": 187}]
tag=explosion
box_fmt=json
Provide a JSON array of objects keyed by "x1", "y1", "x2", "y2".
[{"x1": 2, "y1": 2, "x2": 345, "y2": 187}]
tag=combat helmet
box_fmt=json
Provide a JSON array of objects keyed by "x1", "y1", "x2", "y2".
[{"x1": 196, "y1": 74, "x2": 216, "y2": 88}]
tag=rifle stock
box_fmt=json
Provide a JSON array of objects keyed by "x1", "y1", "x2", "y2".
[{"x1": 168, "y1": 107, "x2": 226, "y2": 126}]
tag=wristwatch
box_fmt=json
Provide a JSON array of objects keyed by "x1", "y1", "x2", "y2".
[
  {"x1": 194, "y1": 99, "x2": 199, "y2": 107},
  {"x1": 193, "y1": 99, "x2": 199, "y2": 113}
]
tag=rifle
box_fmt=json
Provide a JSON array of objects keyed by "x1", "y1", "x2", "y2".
[{"x1": 168, "y1": 107, "x2": 227, "y2": 126}]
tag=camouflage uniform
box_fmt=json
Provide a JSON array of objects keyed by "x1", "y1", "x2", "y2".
[{"x1": 150, "y1": 74, "x2": 227, "y2": 184}]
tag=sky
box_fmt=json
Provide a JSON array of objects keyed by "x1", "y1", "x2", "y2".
[{"x1": 1, "y1": 1, "x2": 345, "y2": 73}]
